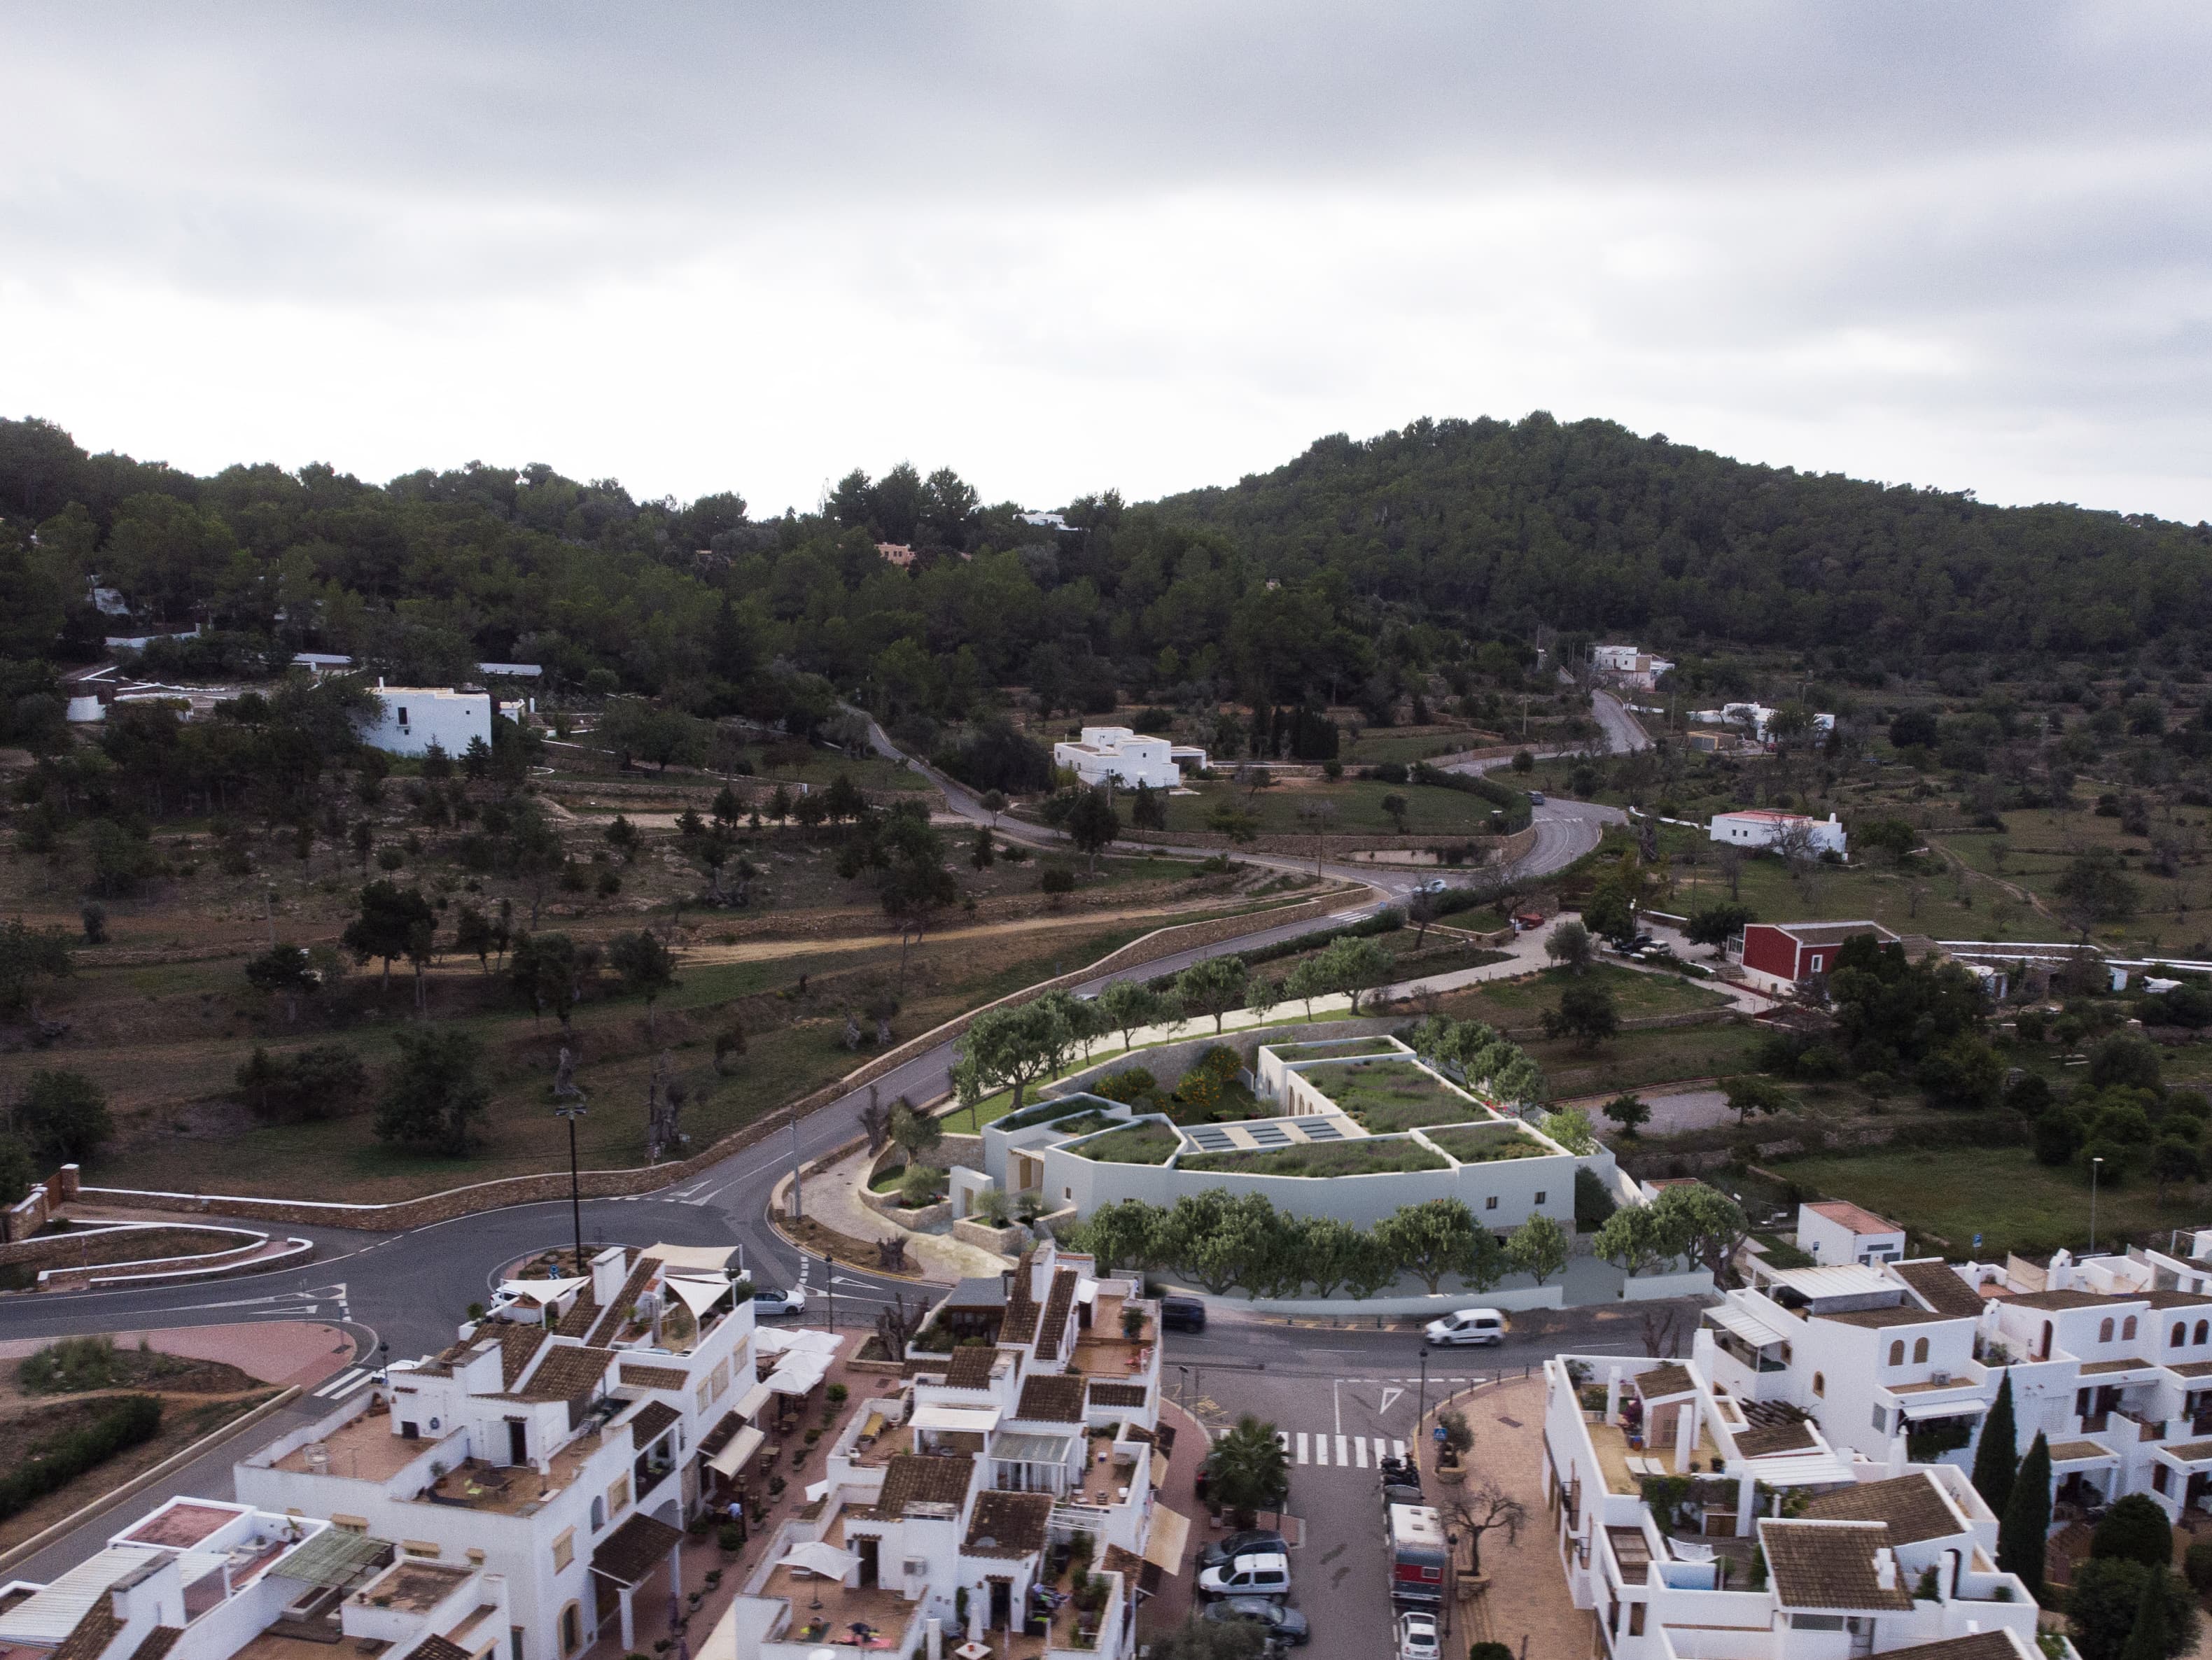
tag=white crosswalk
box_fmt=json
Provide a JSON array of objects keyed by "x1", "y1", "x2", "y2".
[
  {"x1": 312, "y1": 1366, "x2": 375, "y2": 1401},
  {"x1": 1273, "y1": 1432, "x2": 1406, "y2": 1468}
]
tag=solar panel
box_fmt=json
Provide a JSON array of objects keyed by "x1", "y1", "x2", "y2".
[
  {"x1": 1301, "y1": 1121, "x2": 1345, "y2": 1141},
  {"x1": 1185, "y1": 1127, "x2": 1234, "y2": 1151},
  {"x1": 1245, "y1": 1126, "x2": 1290, "y2": 1146}
]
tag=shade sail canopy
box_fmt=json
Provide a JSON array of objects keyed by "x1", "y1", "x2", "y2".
[
  {"x1": 270, "y1": 1528, "x2": 392, "y2": 1589},
  {"x1": 990, "y1": 1431, "x2": 1070, "y2": 1464},
  {"x1": 665, "y1": 1274, "x2": 734, "y2": 1320},
  {"x1": 913, "y1": 1404, "x2": 1001, "y2": 1435},
  {"x1": 1707, "y1": 1305, "x2": 1793, "y2": 1349},
  {"x1": 755, "y1": 1327, "x2": 841, "y2": 1356},
  {"x1": 1898, "y1": 1397, "x2": 1989, "y2": 1422},
  {"x1": 498, "y1": 1276, "x2": 587, "y2": 1304},
  {"x1": 706, "y1": 1426, "x2": 764, "y2": 1478},
  {"x1": 643, "y1": 1243, "x2": 741, "y2": 1274},
  {"x1": 1142, "y1": 1507, "x2": 1191, "y2": 1573},
  {"x1": 778, "y1": 1542, "x2": 855, "y2": 1580}
]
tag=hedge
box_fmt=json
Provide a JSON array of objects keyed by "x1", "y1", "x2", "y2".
[{"x1": 0, "y1": 1393, "x2": 162, "y2": 1519}]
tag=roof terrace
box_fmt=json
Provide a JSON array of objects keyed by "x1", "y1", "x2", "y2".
[{"x1": 1296, "y1": 1058, "x2": 1492, "y2": 1132}]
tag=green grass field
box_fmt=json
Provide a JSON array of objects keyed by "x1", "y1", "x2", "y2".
[
  {"x1": 1159, "y1": 778, "x2": 1504, "y2": 838},
  {"x1": 1436, "y1": 964, "x2": 1728, "y2": 1028}
]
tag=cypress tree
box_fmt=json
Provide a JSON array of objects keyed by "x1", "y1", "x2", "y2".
[
  {"x1": 1998, "y1": 1430, "x2": 2052, "y2": 1601},
  {"x1": 1971, "y1": 1371, "x2": 2019, "y2": 1518},
  {"x1": 2119, "y1": 1564, "x2": 2171, "y2": 1660}
]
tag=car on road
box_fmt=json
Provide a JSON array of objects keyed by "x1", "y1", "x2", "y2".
[
  {"x1": 1200, "y1": 1531, "x2": 1287, "y2": 1574},
  {"x1": 1159, "y1": 1296, "x2": 1206, "y2": 1332},
  {"x1": 1424, "y1": 1307, "x2": 1506, "y2": 1346},
  {"x1": 1204, "y1": 1598, "x2": 1310, "y2": 1647},
  {"x1": 1527, "y1": 789, "x2": 1546, "y2": 805},
  {"x1": 1395, "y1": 1609, "x2": 1442, "y2": 1660},
  {"x1": 1196, "y1": 1552, "x2": 1292, "y2": 1601},
  {"x1": 1380, "y1": 1481, "x2": 1424, "y2": 1515},
  {"x1": 1416, "y1": 878, "x2": 1449, "y2": 894},
  {"x1": 749, "y1": 1286, "x2": 806, "y2": 1316}
]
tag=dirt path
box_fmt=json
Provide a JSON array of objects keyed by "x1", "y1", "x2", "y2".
[{"x1": 671, "y1": 896, "x2": 1280, "y2": 966}]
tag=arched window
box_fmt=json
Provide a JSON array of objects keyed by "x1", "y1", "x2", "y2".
[
  {"x1": 1888, "y1": 1342, "x2": 1904, "y2": 1367},
  {"x1": 2176, "y1": 1323, "x2": 2188, "y2": 1347},
  {"x1": 560, "y1": 1606, "x2": 581, "y2": 1657},
  {"x1": 2123, "y1": 1316, "x2": 2138, "y2": 1342},
  {"x1": 1813, "y1": 1372, "x2": 1826, "y2": 1397},
  {"x1": 2196, "y1": 1321, "x2": 2207, "y2": 1344},
  {"x1": 1912, "y1": 1337, "x2": 1929, "y2": 1364},
  {"x1": 2042, "y1": 1321, "x2": 2054, "y2": 1359},
  {"x1": 2100, "y1": 1318, "x2": 2115, "y2": 1344},
  {"x1": 590, "y1": 1498, "x2": 604, "y2": 1531}
]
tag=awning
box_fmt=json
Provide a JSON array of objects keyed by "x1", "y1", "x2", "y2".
[
  {"x1": 766, "y1": 1353, "x2": 832, "y2": 1396},
  {"x1": 643, "y1": 1242, "x2": 741, "y2": 1275},
  {"x1": 664, "y1": 1274, "x2": 733, "y2": 1321},
  {"x1": 1142, "y1": 1507, "x2": 1191, "y2": 1575},
  {"x1": 591, "y1": 1514, "x2": 685, "y2": 1589},
  {"x1": 1705, "y1": 1305, "x2": 1792, "y2": 1349},
  {"x1": 778, "y1": 1541, "x2": 854, "y2": 1580},
  {"x1": 913, "y1": 1404, "x2": 1002, "y2": 1435},
  {"x1": 706, "y1": 1426, "x2": 764, "y2": 1479},
  {"x1": 734, "y1": 1381, "x2": 774, "y2": 1421},
  {"x1": 756, "y1": 1327, "x2": 842, "y2": 1357},
  {"x1": 1075, "y1": 1280, "x2": 1098, "y2": 1305},
  {"x1": 1738, "y1": 1450, "x2": 1856, "y2": 1486},
  {"x1": 990, "y1": 1430, "x2": 1071, "y2": 1463},
  {"x1": 498, "y1": 1276, "x2": 587, "y2": 1304},
  {"x1": 269, "y1": 1529, "x2": 392, "y2": 1589},
  {"x1": 1898, "y1": 1397, "x2": 1989, "y2": 1422}
]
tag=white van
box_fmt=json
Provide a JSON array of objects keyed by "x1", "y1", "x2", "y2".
[
  {"x1": 1424, "y1": 1308, "x2": 1506, "y2": 1347},
  {"x1": 1198, "y1": 1552, "x2": 1292, "y2": 1601}
]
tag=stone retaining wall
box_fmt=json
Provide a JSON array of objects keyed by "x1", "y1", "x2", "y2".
[{"x1": 79, "y1": 892, "x2": 1355, "y2": 1234}]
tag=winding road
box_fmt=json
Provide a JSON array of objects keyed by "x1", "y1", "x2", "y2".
[{"x1": 0, "y1": 695, "x2": 1645, "y2": 1572}]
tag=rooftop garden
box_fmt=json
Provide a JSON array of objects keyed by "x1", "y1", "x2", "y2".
[
  {"x1": 1072, "y1": 1122, "x2": 1182, "y2": 1166},
  {"x1": 1040, "y1": 1110, "x2": 1119, "y2": 1140},
  {"x1": 998, "y1": 1094, "x2": 1119, "y2": 1133},
  {"x1": 1303, "y1": 1057, "x2": 1489, "y2": 1132},
  {"x1": 1425, "y1": 1123, "x2": 1555, "y2": 1164},
  {"x1": 1269, "y1": 1036, "x2": 1403, "y2": 1059},
  {"x1": 1179, "y1": 1136, "x2": 1449, "y2": 1178}
]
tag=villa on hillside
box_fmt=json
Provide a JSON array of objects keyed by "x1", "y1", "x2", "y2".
[{"x1": 1049, "y1": 727, "x2": 1207, "y2": 791}]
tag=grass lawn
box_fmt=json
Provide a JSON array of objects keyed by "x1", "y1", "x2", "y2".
[
  {"x1": 1778, "y1": 1144, "x2": 2204, "y2": 1259},
  {"x1": 1073, "y1": 1123, "x2": 1181, "y2": 1165},
  {"x1": 1302, "y1": 1059, "x2": 1487, "y2": 1131},
  {"x1": 1531, "y1": 1022, "x2": 1769, "y2": 1099},
  {"x1": 1179, "y1": 1137, "x2": 1449, "y2": 1177},
  {"x1": 1158, "y1": 778, "x2": 1504, "y2": 838},
  {"x1": 1426, "y1": 1123, "x2": 1552, "y2": 1162},
  {"x1": 1436, "y1": 964, "x2": 1728, "y2": 1029},
  {"x1": 1341, "y1": 726, "x2": 1495, "y2": 767}
]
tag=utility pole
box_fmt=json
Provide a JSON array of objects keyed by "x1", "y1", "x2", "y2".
[
  {"x1": 788, "y1": 1099, "x2": 803, "y2": 1221},
  {"x1": 554, "y1": 1102, "x2": 587, "y2": 1274}
]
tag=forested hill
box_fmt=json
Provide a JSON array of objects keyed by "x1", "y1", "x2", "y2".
[{"x1": 1153, "y1": 414, "x2": 2212, "y2": 664}]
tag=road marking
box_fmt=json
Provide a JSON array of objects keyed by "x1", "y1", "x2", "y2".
[
  {"x1": 313, "y1": 1367, "x2": 365, "y2": 1399},
  {"x1": 1357, "y1": 1437, "x2": 1372, "y2": 1468},
  {"x1": 1392, "y1": 1440, "x2": 1407, "y2": 1461},
  {"x1": 1338, "y1": 1435, "x2": 1352, "y2": 1467},
  {"x1": 1378, "y1": 1386, "x2": 1404, "y2": 1416},
  {"x1": 1295, "y1": 1433, "x2": 1309, "y2": 1464},
  {"x1": 1314, "y1": 1437, "x2": 1329, "y2": 1467},
  {"x1": 1373, "y1": 1437, "x2": 1389, "y2": 1465}
]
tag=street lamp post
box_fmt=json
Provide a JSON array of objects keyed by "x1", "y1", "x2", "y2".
[
  {"x1": 554, "y1": 1102, "x2": 587, "y2": 1275},
  {"x1": 1418, "y1": 1342, "x2": 1431, "y2": 1459},
  {"x1": 2091, "y1": 1156, "x2": 2104, "y2": 1255},
  {"x1": 788, "y1": 1099, "x2": 803, "y2": 1221},
  {"x1": 822, "y1": 1254, "x2": 834, "y2": 1331}
]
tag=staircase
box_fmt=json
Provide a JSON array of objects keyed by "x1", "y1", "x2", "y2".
[{"x1": 2045, "y1": 1520, "x2": 2094, "y2": 1589}]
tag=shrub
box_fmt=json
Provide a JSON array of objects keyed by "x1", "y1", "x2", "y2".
[
  {"x1": 716, "y1": 1525, "x2": 741, "y2": 1552},
  {"x1": 18, "y1": 1335, "x2": 121, "y2": 1393},
  {"x1": 2090, "y1": 1493, "x2": 2172, "y2": 1568},
  {"x1": 1092, "y1": 1067, "x2": 1158, "y2": 1106},
  {"x1": 0, "y1": 1393, "x2": 162, "y2": 1519},
  {"x1": 2184, "y1": 1535, "x2": 2212, "y2": 1596},
  {"x1": 1040, "y1": 866, "x2": 1075, "y2": 895}
]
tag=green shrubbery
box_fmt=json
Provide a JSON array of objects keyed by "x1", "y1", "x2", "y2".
[{"x1": 0, "y1": 1393, "x2": 162, "y2": 1521}]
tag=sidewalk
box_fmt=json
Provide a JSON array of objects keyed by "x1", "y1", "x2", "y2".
[{"x1": 802, "y1": 1145, "x2": 1011, "y2": 1281}]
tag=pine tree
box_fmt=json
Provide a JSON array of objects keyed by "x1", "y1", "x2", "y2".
[
  {"x1": 1997, "y1": 1430, "x2": 2051, "y2": 1601},
  {"x1": 2119, "y1": 1565, "x2": 2171, "y2": 1660},
  {"x1": 1970, "y1": 1370, "x2": 2019, "y2": 1519}
]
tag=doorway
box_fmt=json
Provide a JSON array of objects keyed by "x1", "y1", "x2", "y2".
[
  {"x1": 507, "y1": 1419, "x2": 528, "y2": 1466},
  {"x1": 857, "y1": 1537, "x2": 879, "y2": 1590},
  {"x1": 988, "y1": 1580, "x2": 1011, "y2": 1631}
]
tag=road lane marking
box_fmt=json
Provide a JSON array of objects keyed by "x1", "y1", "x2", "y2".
[
  {"x1": 1315, "y1": 1437, "x2": 1329, "y2": 1467},
  {"x1": 312, "y1": 1367, "x2": 365, "y2": 1399},
  {"x1": 1337, "y1": 1435, "x2": 1352, "y2": 1466},
  {"x1": 1296, "y1": 1433, "x2": 1308, "y2": 1464}
]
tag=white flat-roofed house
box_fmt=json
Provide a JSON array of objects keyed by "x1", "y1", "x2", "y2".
[
  {"x1": 358, "y1": 683, "x2": 493, "y2": 759},
  {"x1": 1797, "y1": 1200, "x2": 1909, "y2": 1267},
  {"x1": 1709, "y1": 809, "x2": 1848, "y2": 859},
  {"x1": 1591, "y1": 645, "x2": 1676, "y2": 691},
  {"x1": 1051, "y1": 727, "x2": 1203, "y2": 791}
]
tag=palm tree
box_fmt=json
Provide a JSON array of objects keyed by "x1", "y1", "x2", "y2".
[{"x1": 1209, "y1": 1414, "x2": 1290, "y2": 1528}]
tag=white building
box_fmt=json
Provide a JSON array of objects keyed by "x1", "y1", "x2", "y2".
[
  {"x1": 1543, "y1": 1350, "x2": 2062, "y2": 1660},
  {"x1": 1795, "y1": 1200, "x2": 1909, "y2": 1268},
  {"x1": 1592, "y1": 645, "x2": 1676, "y2": 691},
  {"x1": 358, "y1": 682, "x2": 493, "y2": 759},
  {"x1": 0, "y1": 1494, "x2": 512, "y2": 1660},
  {"x1": 237, "y1": 1245, "x2": 758, "y2": 1660},
  {"x1": 715, "y1": 1241, "x2": 1149, "y2": 1659},
  {"x1": 1709, "y1": 809, "x2": 1849, "y2": 859},
  {"x1": 1050, "y1": 726, "x2": 1205, "y2": 791}
]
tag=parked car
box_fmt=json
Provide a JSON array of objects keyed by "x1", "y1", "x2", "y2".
[
  {"x1": 1204, "y1": 1598, "x2": 1310, "y2": 1647},
  {"x1": 1380, "y1": 1481, "x2": 1424, "y2": 1515},
  {"x1": 1424, "y1": 1307, "x2": 1506, "y2": 1347},
  {"x1": 1527, "y1": 790, "x2": 1546, "y2": 805},
  {"x1": 1197, "y1": 1552, "x2": 1292, "y2": 1601},
  {"x1": 1200, "y1": 1531, "x2": 1288, "y2": 1574},
  {"x1": 1159, "y1": 1296, "x2": 1207, "y2": 1333},
  {"x1": 1396, "y1": 1609, "x2": 1443, "y2": 1660},
  {"x1": 749, "y1": 1286, "x2": 806, "y2": 1316}
]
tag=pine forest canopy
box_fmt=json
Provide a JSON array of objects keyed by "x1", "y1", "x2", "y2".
[{"x1": 5, "y1": 411, "x2": 2211, "y2": 743}]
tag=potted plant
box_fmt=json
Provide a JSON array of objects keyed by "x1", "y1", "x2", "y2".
[{"x1": 1435, "y1": 1409, "x2": 1472, "y2": 1485}]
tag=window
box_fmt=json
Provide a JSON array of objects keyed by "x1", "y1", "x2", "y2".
[
  {"x1": 608, "y1": 1475, "x2": 631, "y2": 1515},
  {"x1": 1628, "y1": 1604, "x2": 1646, "y2": 1636},
  {"x1": 696, "y1": 1381, "x2": 710, "y2": 1414},
  {"x1": 1485, "y1": 1196, "x2": 1499, "y2": 1211},
  {"x1": 590, "y1": 1498, "x2": 605, "y2": 1531},
  {"x1": 1871, "y1": 1405, "x2": 1889, "y2": 1433},
  {"x1": 1534, "y1": 1192, "x2": 1546, "y2": 1206},
  {"x1": 552, "y1": 1528, "x2": 575, "y2": 1573},
  {"x1": 510, "y1": 1631, "x2": 524, "y2": 1660},
  {"x1": 1889, "y1": 1342, "x2": 1904, "y2": 1367},
  {"x1": 2100, "y1": 1318, "x2": 2115, "y2": 1344},
  {"x1": 2176, "y1": 1323, "x2": 2188, "y2": 1348},
  {"x1": 1809, "y1": 955, "x2": 1823, "y2": 972},
  {"x1": 2155, "y1": 1464, "x2": 2172, "y2": 1494},
  {"x1": 1813, "y1": 1372, "x2": 1826, "y2": 1397},
  {"x1": 710, "y1": 1360, "x2": 729, "y2": 1398},
  {"x1": 2197, "y1": 1321, "x2": 2208, "y2": 1344},
  {"x1": 1912, "y1": 1338, "x2": 1928, "y2": 1364},
  {"x1": 397, "y1": 707, "x2": 410, "y2": 726},
  {"x1": 560, "y1": 1605, "x2": 581, "y2": 1657},
  {"x1": 2123, "y1": 1316, "x2": 2138, "y2": 1342}
]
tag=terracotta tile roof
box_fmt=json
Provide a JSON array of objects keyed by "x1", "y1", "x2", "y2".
[
  {"x1": 626, "y1": 1400, "x2": 680, "y2": 1446},
  {"x1": 1758, "y1": 1520, "x2": 1914, "y2": 1612},
  {"x1": 1803, "y1": 1474, "x2": 1962, "y2": 1545},
  {"x1": 496, "y1": 1322, "x2": 548, "y2": 1388},
  {"x1": 1806, "y1": 1200, "x2": 1900, "y2": 1237},
  {"x1": 407, "y1": 1639, "x2": 472, "y2": 1660},
  {"x1": 1102, "y1": 1545, "x2": 1145, "y2": 1580},
  {"x1": 944, "y1": 1348, "x2": 1000, "y2": 1390},
  {"x1": 1870, "y1": 1634, "x2": 2029, "y2": 1660},
  {"x1": 1015, "y1": 1374, "x2": 1086, "y2": 1423},
  {"x1": 1891, "y1": 1260, "x2": 1986, "y2": 1319},
  {"x1": 50, "y1": 1603, "x2": 121, "y2": 1660},
  {"x1": 877, "y1": 1454, "x2": 975, "y2": 1517},
  {"x1": 1632, "y1": 1364, "x2": 1694, "y2": 1400},
  {"x1": 619, "y1": 1363, "x2": 690, "y2": 1391},
  {"x1": 554, "y1": 1290, "x2": 600, "y2": 1339},
  {"x1": 2007, "y1": 1288, "x2": 2118, "y2": 1311},
  {"x1": 590, "y1": 1512, "x2": 684, "y2": 1587},
  {"x1": 1735, "y1": 1419, "x2": 1818, "y2": 1457},
  {"x1": 963, "y1": 1491, "x2": 1054, "y2": 1558},
  {"x1": 127, "y1": 1629, "x2": 183, "y2": 1660},
  {"x1": 515, "y1": 1344, "x2": 614, "y2": 1402},
  {"x1": 1088, "y1": 1382, "x2": 1149, "y2": 1408},
  {"x1": 1035, "y1": 1269, "x2": 1079, "y2": 1353},
  {"x1": 2141, "y1": 1288, "x2": 2212, "y2": 1309},
  {"x1": 587, "y1": 1258, "x2": 662, "y2": 1346}
]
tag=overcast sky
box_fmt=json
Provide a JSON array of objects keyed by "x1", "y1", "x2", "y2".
[{"x1": 6, "y1": 3, "x2": 2209, "y2": 521}]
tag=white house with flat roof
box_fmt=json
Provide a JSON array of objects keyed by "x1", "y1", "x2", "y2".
[
  {"x1": 1797, "y1": 1200, "x2": 1909, "y2": 1267},
  {"x1": 357, "y1": 682, "x2": 493, "y2": 759},
  {"x1": 1709, "y1": 809, "x2": 1848, "y2": 859},
  {"x1": 1050, "y1": 727, "x2": 1204, "y2": 791}
]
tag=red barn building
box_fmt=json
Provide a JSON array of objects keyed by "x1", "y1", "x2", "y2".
[{"x1": 1735, "y1": 920, "x2": 1899, "y2": 995}]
